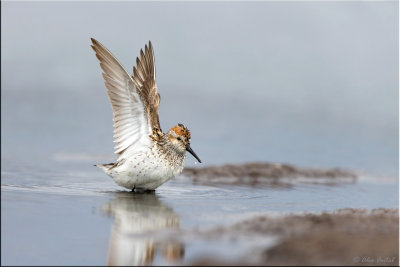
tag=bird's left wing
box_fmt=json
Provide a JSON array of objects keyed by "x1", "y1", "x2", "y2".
[{"x1": 91, "y1": 38, "x2": 152, "y2": 161}]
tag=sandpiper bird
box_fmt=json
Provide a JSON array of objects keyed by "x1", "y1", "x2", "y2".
[{"x1": 90, "y1": 38, "x2": 201, "y2": 191}]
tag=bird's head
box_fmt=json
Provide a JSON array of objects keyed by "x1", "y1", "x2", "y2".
[{"x1": 167, "y1": 123, "x2": 201, "y2": 163}]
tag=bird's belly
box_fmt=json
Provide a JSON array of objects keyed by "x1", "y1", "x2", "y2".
[{"x1": 108, "y1": 153, "x2": 183, "y2": 190}]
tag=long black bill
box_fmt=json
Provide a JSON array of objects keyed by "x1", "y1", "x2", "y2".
[{"x1": 186, "y1": 145, "x2": 202, "y2": 163}]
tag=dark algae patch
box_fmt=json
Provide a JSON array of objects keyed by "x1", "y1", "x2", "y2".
[
  {"x1": 190, "y1": 208, "x2": 399, "y2": 266},
  {"x1": 183, "y1": 162, "x2": 357, "y2": 186}
]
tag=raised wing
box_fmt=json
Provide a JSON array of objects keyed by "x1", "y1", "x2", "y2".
[
  {"x1": 132, "y1": 41, "x2": 161, "y2": 130},
  {"x1": 91, "y1": 38, "x2": 152, "y2": 161}
]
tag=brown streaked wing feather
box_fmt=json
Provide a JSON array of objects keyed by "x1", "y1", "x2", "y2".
[{"x1": 132, "y1": 41, "x2": 161, "y2": 130}]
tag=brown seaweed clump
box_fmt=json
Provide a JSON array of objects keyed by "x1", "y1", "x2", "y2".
[
  {"x1": 182, "y1": 162, "x2": 357, "y2": 186},
  {"x1": 191, "y1": 208, "x2": 399, "y2": 266}
]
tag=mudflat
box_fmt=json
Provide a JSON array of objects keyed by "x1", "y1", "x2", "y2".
[
  {"x1": 183, "y1": 162, "x2": 358, "y2": 187},
  {"x1": 189, "y1": 208, "x2": 398, "y2": 266}
]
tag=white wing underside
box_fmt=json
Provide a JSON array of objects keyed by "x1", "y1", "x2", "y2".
[{"x1": 91, "y1": 39, "x2": 152, "y2": 162}]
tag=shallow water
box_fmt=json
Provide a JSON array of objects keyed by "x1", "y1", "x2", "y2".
[{"x1": 1, "y1": 159, "x2": 398, "y2": 265}]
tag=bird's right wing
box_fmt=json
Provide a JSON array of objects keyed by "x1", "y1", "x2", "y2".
[
  {"x1": 91, "y1": 38, "x2": 152, "y2": 161},
  {"x1": 132, "y1": 41, "x2": 161, "y2": 131}
]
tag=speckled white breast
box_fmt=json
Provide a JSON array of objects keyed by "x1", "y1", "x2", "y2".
[{"x1": 105, "y1": 146, "x2": 185, "y2": 190}]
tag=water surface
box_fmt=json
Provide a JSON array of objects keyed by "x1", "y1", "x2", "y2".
[{"x1": 1, "y1": 159, "x2": 398, "y2": 265}]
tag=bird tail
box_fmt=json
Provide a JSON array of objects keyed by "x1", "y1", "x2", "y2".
[{"x1": 94, "y1": 163, "x2": 115, "y2": 172}]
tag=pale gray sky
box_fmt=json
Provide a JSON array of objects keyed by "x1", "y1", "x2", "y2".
[{"x1": 2, "y1": 1, "x2": 398, "y2": 175}]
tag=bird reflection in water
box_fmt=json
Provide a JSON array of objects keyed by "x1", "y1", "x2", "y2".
[{"x1": 102, "y1": 192, "x2": 184, "y2": 266}]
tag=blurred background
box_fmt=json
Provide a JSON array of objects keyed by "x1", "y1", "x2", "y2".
[{"x1": 2, "y1": 1, "x2": 398, "y2": 176}]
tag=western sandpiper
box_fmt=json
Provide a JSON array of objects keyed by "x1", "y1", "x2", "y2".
[{"x1": 91, "y1": 38, "x2": 201, "y2": 191}]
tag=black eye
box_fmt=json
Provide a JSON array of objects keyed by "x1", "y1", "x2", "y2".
[{"x1": 177, "y1": 137, "x2": 181, "y2": 141}]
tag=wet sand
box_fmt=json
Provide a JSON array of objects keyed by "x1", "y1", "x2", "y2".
[
  {"x1": 190, "y1": 208, "x2": 399, "y2": 266},
  {"x1": 183, "y1": 162, "x2": 358, "y2": 187}
]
